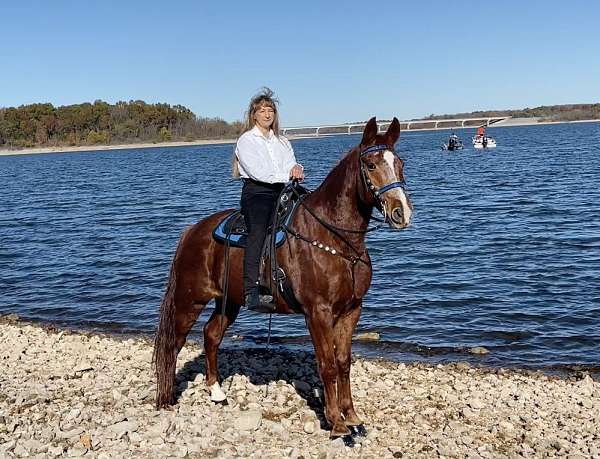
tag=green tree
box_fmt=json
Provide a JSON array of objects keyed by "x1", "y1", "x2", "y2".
[{"x1": 159, "y1": 126, "x2": 172, "y2": 142}]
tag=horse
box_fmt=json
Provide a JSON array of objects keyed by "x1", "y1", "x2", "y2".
[{"x1": 153, "y1": 117, "x2": 413, "y2": 438}]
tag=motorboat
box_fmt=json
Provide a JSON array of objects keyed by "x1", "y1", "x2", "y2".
[
  {"x1": 441, "y1": 134, "x2": 464, "y2": 151},
  {"x1": 472, "y1": 135, "x2": 497, "y2": 149}
]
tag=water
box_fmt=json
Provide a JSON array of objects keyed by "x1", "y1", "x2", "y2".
[{"x1": 1, "y1": 122, "x2": 599, "y2": 371}]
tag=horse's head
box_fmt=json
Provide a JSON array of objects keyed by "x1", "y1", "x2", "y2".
[{"x1": 358, "y1": 117, "x2": 413, "y2": 229}]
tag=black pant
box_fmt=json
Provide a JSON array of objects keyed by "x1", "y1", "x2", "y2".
[{"x1": 240, "y1": 179, "x2": 284, "y2": 294}]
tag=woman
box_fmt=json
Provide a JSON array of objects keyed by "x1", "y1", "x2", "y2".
[{"x1": 233, "y1": 88, "x2": 304, "y2": 312}]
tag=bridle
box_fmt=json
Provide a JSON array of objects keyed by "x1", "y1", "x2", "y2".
[
  {"x1": 359, "y1": 144, "x2": 408, "y2": 222},
  {"x1": 281, "y1": 143, "x2": 410, "y2": 265}
]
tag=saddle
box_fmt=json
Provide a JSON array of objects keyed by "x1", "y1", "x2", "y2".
[
  {"x1": 212, "y1": 212, "x2": 287, "y2": 249},
  {"x1": 212, "y1": 183, "x2": 310, "y2": 312}
]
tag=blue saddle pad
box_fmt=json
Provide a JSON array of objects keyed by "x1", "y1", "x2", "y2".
[{"x1": 212, "y1": 211, "x2": 286, "y2": 249}]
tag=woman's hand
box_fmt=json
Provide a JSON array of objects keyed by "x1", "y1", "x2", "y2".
[{"x1": 289, "y1": 164, "x2": 305, "y2": 181}]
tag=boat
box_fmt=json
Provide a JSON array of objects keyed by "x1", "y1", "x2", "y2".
[
  {"x1": 441, "y1": 133, "x2": 464, "y2": 151},
  {"x1": 472, "y1": 135, "x2": 497, "y2": 149},
  {"x1": 472, "y1": 126, "x2": 497, "y2": 149}
]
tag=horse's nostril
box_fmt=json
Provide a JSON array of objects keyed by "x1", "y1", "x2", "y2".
[{"x1": 391, "y1": 208, "x2": 403, "y2": 223}]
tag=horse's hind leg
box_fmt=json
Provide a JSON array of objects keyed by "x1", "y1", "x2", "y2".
[
  {"x1": 203, "y1": 298, "x2": 241, "y2": 402},
  {"x1": 334, "y1": 305, "x2": 364, "y2": 429},
  {"x1": 155, "y1": 292, "x2": 207, "y2": 408}
]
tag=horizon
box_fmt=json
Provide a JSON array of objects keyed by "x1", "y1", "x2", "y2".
[
  {"x1": 2, "y1": 100, "x2": 598, "y2": 128},
  {"x1": 1, "y1": 1, "x2": 599, "y2": 125}
]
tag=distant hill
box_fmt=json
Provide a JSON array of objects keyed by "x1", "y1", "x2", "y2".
[
  {"x1": 419, "y1": 103, "x2": 600, "y2": 122},
  {"x1": 0, "y1": 100, "x2": 243, "y2": 150}
]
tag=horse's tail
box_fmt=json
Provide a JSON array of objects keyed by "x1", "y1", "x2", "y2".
[{"x1": 152, "y1": 227, "x2": 190, "y2": 409}]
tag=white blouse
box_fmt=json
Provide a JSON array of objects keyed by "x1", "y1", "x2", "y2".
[{"x1": 235, "y1": 126, "x2": 300, "y2": 183}]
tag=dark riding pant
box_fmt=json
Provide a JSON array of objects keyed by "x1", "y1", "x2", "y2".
[{"x1": 240, "y1": 179, "x2": 284, "y2": 294}]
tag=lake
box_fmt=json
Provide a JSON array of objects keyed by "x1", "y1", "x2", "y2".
[{"x1": 1, "y1": 122, "x2": 599, "y2": 371}]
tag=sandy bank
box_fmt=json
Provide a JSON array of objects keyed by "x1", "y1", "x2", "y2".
[
  {"x1": 0, "y1": 319, "x2": 599, "y2": 458},
  {"x1": 0, "y1": 138, "x2": 236, "y2": 157}
]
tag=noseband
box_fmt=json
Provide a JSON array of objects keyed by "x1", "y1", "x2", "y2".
[{"x1": 359, "y1": 144, "x2": 407, "y2": 219}]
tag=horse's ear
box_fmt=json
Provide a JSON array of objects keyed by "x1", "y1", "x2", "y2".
[
  {"x1": 361, "y1": 117, "x2": 378, "y2": 146},
  {"x1": 385, "y1": 117, "x2": 401, "y2": 145}
]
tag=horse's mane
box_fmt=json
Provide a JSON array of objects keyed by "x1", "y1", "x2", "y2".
[
  {"x1": 312, "y1": 146, "x2": 360, "y2": 197},
  {"x1": 316, "y1": 133, "x2": 392, "y2": 195}
]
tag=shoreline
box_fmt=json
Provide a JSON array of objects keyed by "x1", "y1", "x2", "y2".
[
  {"x1": 4, "y1": 313, "x2": 598, "y2": 378},
  {"x1": 1, "y1": 118, "x2": 598, "y2": 157},
  {"x1": 0, "y1": 138, "x2": 237, "y2": 157},
  {"x1": 1, "y1": 317, "x2": 599, "y2": 457}
]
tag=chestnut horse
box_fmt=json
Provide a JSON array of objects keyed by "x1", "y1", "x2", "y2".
[{"x1": 154, "y1": 117, "x2": 412, "y2": 438}]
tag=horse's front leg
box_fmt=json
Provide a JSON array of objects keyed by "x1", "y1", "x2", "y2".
[
  {"x1": 334, "y1": 304, "x2": 365, "y2": 433},
  {"x1": 203, "y1": 299, "x2": 240, "y2": 403},
  {"x1": 306, "y1": 309, "x2": 350, "y2": 437}
]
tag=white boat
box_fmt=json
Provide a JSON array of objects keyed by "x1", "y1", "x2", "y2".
[{"x1": 472, "y1": 135, "x2": 497, "y2": 149}]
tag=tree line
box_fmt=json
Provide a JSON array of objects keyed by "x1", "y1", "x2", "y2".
[
  {"x1": 0, "y1": 100, "x2": 244, "y2": 149},
  {"x1": 421, "y1": 103, "x2": 600, "y2": 122}
]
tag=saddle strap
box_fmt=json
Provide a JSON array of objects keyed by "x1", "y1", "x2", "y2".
[{"x1": 279, "y1": 277, "x2": 304, "y2": 314}]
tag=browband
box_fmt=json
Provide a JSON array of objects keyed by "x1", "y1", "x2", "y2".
[{"x1": 360, "y1": 144, "x2": 392, "y2": 156}]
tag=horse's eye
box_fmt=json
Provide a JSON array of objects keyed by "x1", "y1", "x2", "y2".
[{"x1": 367, "y1": 163, "x2": 376, "y2": 171}]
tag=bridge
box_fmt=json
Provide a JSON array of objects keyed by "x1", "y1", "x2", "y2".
[{"x1": 282, "y1": 116, "x2": 510, "y2": 138}]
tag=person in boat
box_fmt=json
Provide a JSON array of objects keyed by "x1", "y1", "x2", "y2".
[
  {"x1": 477, "y1": 126, "x2": 485, "y2": 137},
  {"x1": 232, "y1": 88, "x2": 305, "y2": 312},
  {"x1": 448, "y1": 133, "x2": 456, "y2": 149}
]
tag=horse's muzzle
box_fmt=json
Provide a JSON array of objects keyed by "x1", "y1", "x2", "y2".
[{"x1": 390, "y1": 206, "x2": 411, "y2": 229}]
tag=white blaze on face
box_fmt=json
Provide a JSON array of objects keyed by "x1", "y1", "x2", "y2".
[{"x1": 383, "y1": 150, "x2": 412, "y2": 224}]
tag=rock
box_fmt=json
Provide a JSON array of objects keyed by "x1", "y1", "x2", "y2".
[
  {"x1": 456, "y1": 361, "x2": 471, "y2": 370},
  {"x1": 65, "y1": 408, "x2": 81, "y2": 421},
  {"x1": 469, "y1": 346, "x2": 490, "y2": 355},
  {"x1": 73, "y1": 363, "x2": 94, "y2": 373},
  {"x1": 56, "y1": 427, "x2": 85, "y2": 440},
  {"x1": 234, "y1": 410, "x2": 262, "y2": 431},
  {"x1": 172, "y1": 446, "x2": 188, "y2": 457},
  {"x1": 48, "y1": 445, "x2": 65, "y2": 457},
  {"x1": 67, "y1": 445, "x2": 88, "y2": 457},
  {"x1": 23, "y1": 439, "x2": 44, "y2": 453},
  {"x1": 13, "y1": 444, "x2": 28, "y2": 457},
  {"x1": 79, "y1": 433, "x2": 92, "y2": 449},
  {"x1": 329, "y1": 437, "x2": 346, "y2": 451},
  {"x1": 303, "y1": 420, "x2": 316, "y2": 434},
  {"x1": 292, "y1": 380, "x2": 311, "y2": 393},
  {"x1": 354, "y1": 332, "x2": 380, "y2": 342},
  {"x1": 468, "y1": 398, "x2": 485, "y2": 410},
  {"x1": 1, "y1": 313, "x2": 19, "y2": 323},
  {"x1": 437, "y1": 443, "x2": 460, "y2": 458},
  {"x1": 109, "y1": 420, "x2": 139, "y2": 435}
]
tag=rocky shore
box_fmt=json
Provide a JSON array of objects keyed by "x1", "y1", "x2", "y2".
[{"x1": 1, "y1": 318, "x2": 598, "y2": 458}]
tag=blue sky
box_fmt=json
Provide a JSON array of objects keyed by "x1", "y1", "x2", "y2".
[{"x1": 1, "y1": 1, "x2": 599, "y2": 126}]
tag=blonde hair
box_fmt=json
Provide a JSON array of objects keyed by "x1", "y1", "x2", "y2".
[{"x1": 232, "y1": 87, "x2": 280, "y2": 178}]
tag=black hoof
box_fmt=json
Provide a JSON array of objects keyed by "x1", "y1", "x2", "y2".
[
  {"x1": 212, "y1": 399, "x2": 228, "y2": 406},
  {"x1": 349, "y1": 424, "x2": 367, "y2": 437},
  {"x1": 341, "y1": 435, "x2": 355, "y2": 447},
  {"x1": 348, "y1": 424, "x2": 367, "y2": 437}
]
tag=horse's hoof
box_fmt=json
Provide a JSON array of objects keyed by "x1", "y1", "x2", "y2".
[
  {"x1": 349, "y1": 424, "x2": 367, "y2": 437},
  {"x1": 212, "y1": 398, "x2": 228, "y2": 406},
  {"x1": 341, "y1": 435, "x2": 356, "y2": 447}
]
